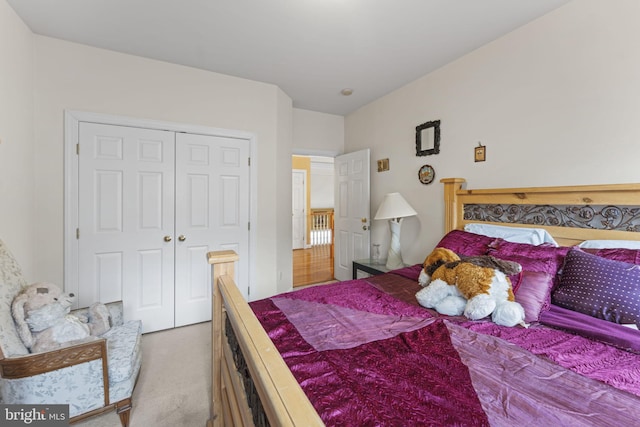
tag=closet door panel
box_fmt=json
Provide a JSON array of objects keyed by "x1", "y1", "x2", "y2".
[
  {"x1": 77, "y1": 120, "x2": 251, "y2": 333},
  {"x1": 175, "y1": 133, "x2": 250, "y2": 327},
  {"x1": 78, "y1": 122, "x2": 176, "y2": 333}
]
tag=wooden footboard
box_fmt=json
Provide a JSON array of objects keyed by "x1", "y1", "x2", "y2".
[{"x1": 207, "y1": 250, "x2": 323, "y2": 427}]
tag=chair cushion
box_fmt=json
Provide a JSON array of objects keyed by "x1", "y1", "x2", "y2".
[
  {"x1": 103, "y1": 320, "x2": 143, "y2": 383},
  {"x1": 0, "y1": 238, "x2": 29, "y2": 356}
]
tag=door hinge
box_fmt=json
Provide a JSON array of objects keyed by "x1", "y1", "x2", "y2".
[
  {"x1": 248, "y1": 222, "x2": 250, "y2": 231},
  {"x1": 76, "y1": 228, "x2": 80, "y2": 239},
  {"x1": 76, "y1": 143, "x2": 79, "y2": 155},
  {"x1": 248, "y1": 157, "x2": 251, "y2": 166}
]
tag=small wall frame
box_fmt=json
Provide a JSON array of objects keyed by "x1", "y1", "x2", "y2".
[
  {"x1": 474, "y1": 145, "x2": 486, "y2": 162},
  {"x1": 416, "y1": 120, "x2": 441, "y2": 156},
  {"x1": 377, "y1": 158, "x2": 389, "y2": 172}
]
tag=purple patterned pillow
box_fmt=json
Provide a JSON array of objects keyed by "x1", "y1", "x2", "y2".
[
  {"x1": 434, "y1": 230, "x2": 496, "y2": 257},
  {"x1": 552, "y1": 249, "x2": 640, "y2": 325}
]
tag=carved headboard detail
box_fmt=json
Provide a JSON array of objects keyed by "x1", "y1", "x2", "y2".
[
  {"x1": 463, "y1": 204, "x2": 640, "y2": 232},
  {"x1": 441, "y1": 178, "x2": 640, "y2": 247}
]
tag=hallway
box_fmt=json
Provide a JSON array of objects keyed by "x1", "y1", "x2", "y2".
[{"x1": 292, "y1": 245, "x2": 334, "y2": 287}]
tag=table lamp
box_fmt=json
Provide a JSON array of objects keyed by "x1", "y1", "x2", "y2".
[{"x1": 374, "y1": 192, "x2": 417, "y2": 270}]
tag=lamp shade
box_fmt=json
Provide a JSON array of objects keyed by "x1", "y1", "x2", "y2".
[{"x1": 374, "y1": 192, "x2": 417, "y2": 220}]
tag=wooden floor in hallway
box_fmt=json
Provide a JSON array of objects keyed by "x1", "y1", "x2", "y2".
[{"x1": 293, "y1": 244, "x2": 334, "y2": 287}]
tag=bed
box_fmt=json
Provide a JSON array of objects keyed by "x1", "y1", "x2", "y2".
[{"x1": 206, "y1": 177, "x2": 640, "y2": 426}]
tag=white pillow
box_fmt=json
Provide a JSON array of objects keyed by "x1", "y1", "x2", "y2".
[
  {"x1": 578, "y1": 239, "x2": 640, "y2": 249},
  {"x1": 464, "y1": 223, "x2": 558, "y2": 246}
]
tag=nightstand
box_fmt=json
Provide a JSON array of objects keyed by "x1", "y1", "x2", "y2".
[{"x1": 352, "y1": 259, "x2": 390, "y2": 279}]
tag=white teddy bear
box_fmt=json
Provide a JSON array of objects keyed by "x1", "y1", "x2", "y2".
[{"x1": 12, "y1": 282, "x2": 111, "y2": 353}]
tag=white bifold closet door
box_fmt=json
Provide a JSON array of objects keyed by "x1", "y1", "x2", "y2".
[{"x1": 77, "y1": 122, "x2": 249, "y2": 333}]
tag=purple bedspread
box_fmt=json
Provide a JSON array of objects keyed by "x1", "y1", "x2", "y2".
[
  {"x1": 540, "y1": 303, "x2": 640, "y2": 352},
  {"x1": 271, "y1": 296, "x2": 434, "y2": 351},
  {"x1": 250, "y1": 272, "x2": 640, "y2": 426},
  {"x1": 449, "y1": 322, "x2": 640, "y2": 426},
  {"x1": 253, "y1": 296, "x2": 489, "y2": 426}
]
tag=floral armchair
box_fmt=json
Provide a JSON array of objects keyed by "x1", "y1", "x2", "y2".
[{"x1": 0, "y1": 237, "x2": 142, "y2": 426}]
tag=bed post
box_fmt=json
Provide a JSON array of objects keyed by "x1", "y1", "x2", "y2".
[
  {"x1": 207, "y1": 250, "x2": 239, "y2": 427},
  {"x1": 440, "y1": 178, "x2": 466, "y2": 233}
]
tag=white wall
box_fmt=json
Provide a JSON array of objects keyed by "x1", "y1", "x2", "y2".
[
  {"x1": 310, "y1": 157, "x2": 334, "y2": 209},
  {"x1": 293, "y1": 108, "x2": 344, "y2": 156},
  {"x1": 0, "y1": 2, "x2": 34, "y2": 277},
  {"x1": 275, "y1": 88, "x2": 294, "y2": 295},
  {"x1": 346, "y1": 0, "x2": 640, "y2": 267},
  {"x1": 31, "y1": 36, "x2": 291, "y2": 300}
]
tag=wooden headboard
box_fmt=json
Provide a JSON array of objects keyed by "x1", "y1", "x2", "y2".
[{"x1": 441, "y1": 178, "x2": 640, "y2": 247}]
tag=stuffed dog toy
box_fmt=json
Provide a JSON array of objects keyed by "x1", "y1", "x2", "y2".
[
  {"x1": 416, "y1": 247, "x2": 526, "y2": 327},
  {"x1": 12, "y1": 282, "x2": 111, "y2": 353}
]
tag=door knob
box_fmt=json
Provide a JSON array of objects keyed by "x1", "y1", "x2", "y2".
[
  {"x1": 164, "y1": 235, "x2": 172, "y2": 242},
  {"x1": 361, "y1": 217, "x2": 367, "y2": 223},
  {"x1": 178, "y1": 235, "x2": 186, "y2": 242}
]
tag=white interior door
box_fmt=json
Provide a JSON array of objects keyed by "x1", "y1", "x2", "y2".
[
  {"x1": 292, "y1": 169, "x2": 306, "y2": 250},
  {"x1": 77, "y1": 122, "x2": 251, "y2": 333},
  {"x1": 334, "y1": 149, "x2": 371, "y2": 281},
  {"x1": 78, "y1": 122, "x2": 176, "y2": 333},
  {"x1": 174, "y1": 133, "x2": 250, "y2": 326}
]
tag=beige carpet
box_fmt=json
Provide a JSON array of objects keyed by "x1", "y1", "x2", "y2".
[{"x1": 75, "y1": 322, "x2": 211, "y2": 427}]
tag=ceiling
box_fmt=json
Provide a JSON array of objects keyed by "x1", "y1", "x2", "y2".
[{"x1": 8, "y1": 0, "x2": 571, "y2": 116}]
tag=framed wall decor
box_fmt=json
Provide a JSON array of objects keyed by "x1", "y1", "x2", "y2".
[
  {"x1": 474, "y1": 144, "x2": 486, "y2": 162},
  {"x1": 418, "y1": 164, "x2": 435, "y2": 184},
  {"x1": 416, "y1": 120, "x2": 441, "y2": 156},
  {"x1": 377, "y1": 158, "x2": 389, "y2": 172}
]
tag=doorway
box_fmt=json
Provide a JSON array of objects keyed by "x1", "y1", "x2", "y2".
[
  {"x1": 292, "y1": 169, "x2": 307, "y2": 250},
  {"x1": 292, "y1": 155, "x2": 335, "y2": 287}
]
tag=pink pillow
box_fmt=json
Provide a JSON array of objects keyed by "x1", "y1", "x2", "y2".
[
  {"x1": 434, "y1": 230, "x2": 497, "y2": 257},
  {"x1": 489, "y1": 239, "x2": 571, "y2": 321},
  {"x1": 489, "y1": 239, "x2": 570, "y2": 278},
  {"x1": 581, "y1": 247, "x2": 640, "y2": 265},
  {"x1": 514, "y1": 271, "x2": 555, "y2": 322}
]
